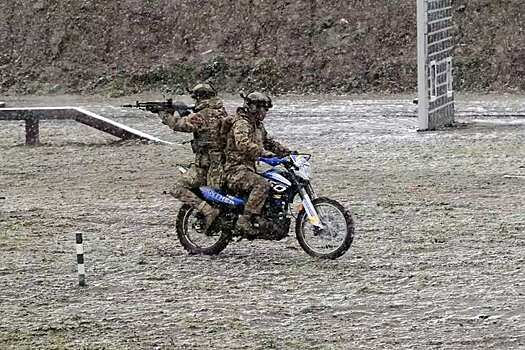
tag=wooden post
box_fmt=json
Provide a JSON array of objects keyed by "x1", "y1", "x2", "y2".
[{"x1": 25, "y1": 115, "x2": 39, "y2": 145}]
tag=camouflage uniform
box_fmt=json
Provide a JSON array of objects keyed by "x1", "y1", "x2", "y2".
[
  {"x1": 162, "y1": 93, "x2": 227, "y2": 218},
  {"x1": 224, "y1": 105, "x2": 290, "y2": 218}
]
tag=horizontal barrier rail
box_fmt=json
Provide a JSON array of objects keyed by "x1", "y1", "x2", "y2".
[{"x1": 0, "y1": 106, "x2": 172, "y2": 145}]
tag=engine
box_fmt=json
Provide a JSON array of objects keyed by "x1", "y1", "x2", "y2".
[
  {"x1": 265, "y1": 190, "x2": 287, "y2": 218},
  {"x1": 255, "y1": 185, "x2": 291, "y2": 240}
]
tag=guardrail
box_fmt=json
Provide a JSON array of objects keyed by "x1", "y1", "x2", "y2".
[{"x1": 0, "y1": 106, "x2": 172, "y2": 145}]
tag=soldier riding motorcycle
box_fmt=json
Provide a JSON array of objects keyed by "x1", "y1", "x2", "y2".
[{"x1": 175, "y1": 93, "x2": 354, "y2": 259}]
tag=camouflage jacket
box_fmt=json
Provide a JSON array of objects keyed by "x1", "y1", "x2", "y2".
[
  {"x1": 224, "y1": 107, "x2": 290, "y2": 171},
  {"x1": 163, "y1": 97, "x2": 227, "y2": 168}
]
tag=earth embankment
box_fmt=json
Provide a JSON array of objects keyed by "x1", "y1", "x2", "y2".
[{"x1": 1, "y1": 1, "x2": 524, "y2": 96}]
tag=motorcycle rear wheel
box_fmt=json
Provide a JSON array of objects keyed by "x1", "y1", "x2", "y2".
[
  {"x1": 176, "y1": 204, "x2": 231, "y2": 255},
  {"x1": 295, "y1": 197, "x2": 354, "y2": 259}
]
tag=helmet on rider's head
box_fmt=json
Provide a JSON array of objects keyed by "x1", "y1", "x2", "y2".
[
  {"x1": 242, "y1": 91, "x2": 273, "y2": 114},
  {"x1": 190, "y1": 83, "x2": 216, "y2": 101}
]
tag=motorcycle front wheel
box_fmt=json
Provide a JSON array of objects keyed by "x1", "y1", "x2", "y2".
[
  {"x1": 176, "y1": 204, "x2": 231, "y2": 255},
  {"x1": 295, "y1": 197, "x2": 354, "y2": 260}
]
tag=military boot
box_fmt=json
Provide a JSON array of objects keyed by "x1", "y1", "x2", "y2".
[
  {"x1": 236, "y1": 214, "x2": 253, "y2": 235},
  {"x1": 197, "y1": 202, "x2": 220, "y2": 232}
]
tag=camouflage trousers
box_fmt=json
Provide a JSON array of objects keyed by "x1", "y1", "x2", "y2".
[
  {"x1": 224, "y1": 165, "x2": 271, "y2": 215},
  {"x1": 206, "y1": 151, "x2": 224, "y2": 189},
  {"x1": 170, "y1": 164, "x2": 207, "y2": 209}
]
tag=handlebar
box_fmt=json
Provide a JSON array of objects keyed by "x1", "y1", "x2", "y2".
[{"x1": 257, "y1": 153, "x2": 311, "y2": 168}]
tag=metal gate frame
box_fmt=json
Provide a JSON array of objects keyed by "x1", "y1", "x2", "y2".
[{"x1": 417, "y1": 0, "x2": 455, "y2": 131}]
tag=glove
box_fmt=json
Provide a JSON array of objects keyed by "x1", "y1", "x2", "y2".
[
  {"x1": 261, "y1": 150, "x2": 275, "y2": 158},
  {"x1": 160, "y1": 111, "x2": 181, "y2": 126},
  {"x1": 158, "y1": 111, "x2": 170, "y2": 125}
]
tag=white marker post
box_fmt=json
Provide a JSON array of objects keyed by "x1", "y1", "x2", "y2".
[{"x1": 75, "y1": 232, "x2": 86, "y2": 287}]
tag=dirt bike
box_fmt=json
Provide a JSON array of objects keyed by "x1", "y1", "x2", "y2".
[{"x1": 176, "y1": 154, "x2": 354, "y2": 259}]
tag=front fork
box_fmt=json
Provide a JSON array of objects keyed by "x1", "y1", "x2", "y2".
[
  {"x1": 298, "y1": 187, "x2": 324, "y2": 228},
  {"x1": 305, "y1": 183, "x2": 316, "y2": 199}
]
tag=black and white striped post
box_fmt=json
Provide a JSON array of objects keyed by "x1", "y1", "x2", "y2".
[{"x1": 75, "y1": 232, "x2": 86, "y2": 287}]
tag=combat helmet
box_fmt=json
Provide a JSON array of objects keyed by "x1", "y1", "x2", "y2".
[
  {"x1": 242, "y1": 91, "x2": 273, "y2": 110},
  {"x1": 189, "y1": 83, "x2": 216, "y2": 100}
]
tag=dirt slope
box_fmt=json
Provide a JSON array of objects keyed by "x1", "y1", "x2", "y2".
[{"x1": 1, "y1": 0, "x2": 524, "y2": 95}]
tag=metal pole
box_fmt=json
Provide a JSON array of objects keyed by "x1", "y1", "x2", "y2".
[
  {"x1": 417, "y1": 0, "x2": 429, "y2": 131},
  {"x1": 76, "y1": 232, "x2": 86, "y2": 287}
]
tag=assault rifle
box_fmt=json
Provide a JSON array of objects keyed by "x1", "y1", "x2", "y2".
[{"x1": 122, "y1": 98, "x2": 194, "y2": 117}]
